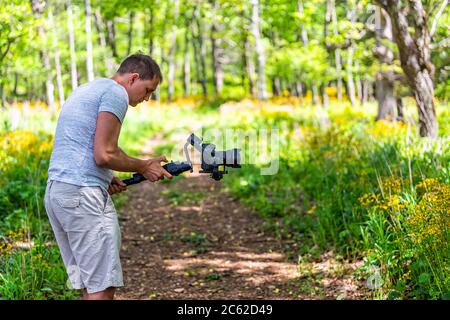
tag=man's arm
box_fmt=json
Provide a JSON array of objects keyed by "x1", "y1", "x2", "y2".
[{"x1": 94, "y1": 111, "x2": 172, "y2": 181}]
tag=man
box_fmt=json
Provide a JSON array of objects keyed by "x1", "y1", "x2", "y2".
[{"x1": 44, "y1": 54, "x2": 172, "y2": 300}]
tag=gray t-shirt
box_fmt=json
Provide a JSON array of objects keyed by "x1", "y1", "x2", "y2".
[{"x1": 48, "y1": 78, "x2": 129, "y2": 189}]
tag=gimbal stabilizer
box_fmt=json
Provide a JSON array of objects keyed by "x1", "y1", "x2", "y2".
[{"x1": 122, "y1": 133, "x2": 241, "y2": 186}]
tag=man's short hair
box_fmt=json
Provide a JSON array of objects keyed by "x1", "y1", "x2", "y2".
[{"x1": 117, "y1": 54, "x2": 163, "y2": 82}]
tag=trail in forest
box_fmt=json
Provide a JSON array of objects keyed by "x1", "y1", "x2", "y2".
[{"x1": 115, "y1": 135, "x2": 367, "y2": 300}]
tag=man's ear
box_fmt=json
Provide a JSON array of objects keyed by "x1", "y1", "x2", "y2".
[{"x1": 129, "y1": 73, "x2": 140, "y2": 85}]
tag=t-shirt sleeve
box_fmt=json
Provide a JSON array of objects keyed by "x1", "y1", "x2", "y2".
[{"x1": 98, "y1": 84, "x2": 129, "y2": 124}]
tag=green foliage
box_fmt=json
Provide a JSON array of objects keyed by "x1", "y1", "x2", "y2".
[
  {"x1": 0, "y1": 0, "x2": 448, "y2": 102},
  {"x1": 267, "y1": 43, "x2": 334, "y2": 86},
  {"x1": 0, "y1": 237, "x2": 79, "y2": 300},
  {"x1": 218, "y1": 101, "x2": 450, "y2": 299},
  {"x1": 0, "y1": 0, "x2": 35, "y2": 72}
]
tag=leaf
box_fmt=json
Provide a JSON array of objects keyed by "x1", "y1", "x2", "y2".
[
  {"x1": 418, "y1": 273, "x2": 430, "y2": 285},
  {"x1": 387, "y1": 290, "x2": 400, "y2": 300}
]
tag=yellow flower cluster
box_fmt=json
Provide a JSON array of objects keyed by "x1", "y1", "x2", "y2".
[
  {"x1": 358, "y1": 193, "x2": 381, "y2": 206},
  {"x1": 0, "y1": 242, "x2": 14, "y2": 256},
  {"x1": 0, "y1": 130, "x2": 40, "y2": 154},
  {"x1": 358, "y1": 192, "x2": 405, "y2": 212},
  {"x1": 359, "y1": 176, "x2": 411, "y2": 211},
  {"x1": 330, "y1": 108, "x2": 367, "y2": 126},
  {"x1": 407, "y1": 178, "x2": 450, "y2": 247},
  {"x1": 359, "y1": 176, "x2": 449, "y2": 251},
  {"x1": 380, "y1": 177, "x2": 410, "y2": 195},
  {"x1": 260, "y1": 104, "x2": 294, "y2": 118},
  {"x1": 366, "y1": 120, "x2": 407, "y2": 138},
  {"x1": 269, "y1": 96, "x2": 304, "y2": 105},
  {"x1": 0, "y1": 130, "x2": 53, "y2": 170},
  {"x1": 0, "y1": 229, "x2": 27, "y2": 256}
]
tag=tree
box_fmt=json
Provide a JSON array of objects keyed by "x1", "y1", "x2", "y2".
[
  {"x1": 0, "y1": 0, "x2": 34, "y2": 108},
  {"x1": 326, "y1": 0, "x2": 343, "y2": 102},
  {"x1": 373, "y1": 6, "x2": 397, "y2": 120},
  {"x1": 85, "y1": 0, "x2": 94, "y2": 82},
  {"x1": 250, "y1": 0, "x2": 268, "y2": 100},
  {"x1": 66, "y1": 0, "x2": 78, "y2": 90},
  {"x1": 210, "y1": 0, "x2": 224, "y2": 96},
  {"x1": 374, "y1": 0, "x2": 439, "y2": 138},
  {"x1": 167, "y1": 0, "x2": 179, "y2": 101},
  {"x1": 192, "y1": 4, "x2": 208, "y2": 97},
  {"x1": 48, "y1": 7, "x2": 65, "y2": 107},
  {"x1": 1, "y1": 0, "x2": 447, "y2": 106},
  {"x1": 30, "y1": 0, "x2": 55, "y2": 113}
]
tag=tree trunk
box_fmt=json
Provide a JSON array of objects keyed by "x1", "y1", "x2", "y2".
[
  {"x1": 85, "y1": 0, "x2": 94, "y2": 82},
  {"x1": 240, "y1": 3, "x2": 255, "y2": 97},
  {"x1": 94, "y1": 9, "x2": 115, "y2": 75},
  {"x1": 328, "y1": 0, "x2": 343, "y2": 102},
  {"x1": 268, "y1": 30, "x2": 280, "y2": 98},
  {"x1": 312, "y1": 84, "x2": 321, "y2": 107},
  {"x1": 297, "y1": 1, "x2": 309, "y2": 46},
  {"x1": 375, "y1": 0, "x2": 438, "y2": 138},
  {"x1": 355, "y1": 61, "x2": 363, "y2": 104},
  {"x1": 375, "y1": 74, "x2": 396, "y2": 120},
  {"x1": 126, "y1": 11, "x2": 134, "y2": 56},
  {"x1": 244, "y1": 34, "x2": 256, "y2": 97},
  {"x1": 298, "y1": 2, "x2": 320, "y2": 106},
  {"x1": 67, "y1": 0, "x2": 78, "y2": 90},
  {"x1": 293, "y1": 83, "x2": 300, "y2": 97},
  {"x1": 250, "y1": 0, "x2": 267, "y2": 100},
  {"x1": 49, "y1": 10, "x2": 65, "y2": 107},
  {"x1": 362, "y1": 76, "x2": 370, "y2": 104},
  {"x1": 1, "y1": 82, "x2": 6, "y2": 109},
  {"x1": 272, "y1": 77, "x2": 281, "y2": 96},
  {"x1": 374, "y1": 6, "x2": 396, "y2": 121},
  {"x1": 168, "y1": 0, "x2": 179, "y2": 101},
  {"x1": 346, "y1": 44, "x2": 357, "y2": 107},
  {"x1": 183, "y1": 23, "x2": 191, "y2": 97},
  {"x1": 43, "y1": 51, "x2": 55, "y2": 112},
  {"x1": 296, "y1": 82, "x2": 304, "y2": 104},
  {"x1": 320, "y1": 83, "x2": 329, "y2": 108},
  {"x1": 148, "y1": 7, "x2": 154, "y2": 57},
  {"x1": 210, "y1": 0, "x2": 224, "y2": 96},
  {"x1": 31, "y1": 0, "x2": 55, "y2": 113},
  {"x1": 335, "y1": 51, "x2": 343, "y2": 102},
  {"x1": 106, "y1": 20, "x2": 118, "y2": 58},
  {"x1": 13, "y1": 72, "x2": 18, "y2": 97},
  {"x1": 396, "y1": 97, "x2": 404, "y2": 122},
  {"x1": 194, "y1": 7, "x2": 208, "y2": 97},
  {"x1": 346, "y1": 2, "x2": 357, "y2": 107},
  {"x1": 191, "y1": 22, "x2": 202, "y2": 97}
]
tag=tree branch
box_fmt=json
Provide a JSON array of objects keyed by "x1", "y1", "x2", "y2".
[
  {"x1": 430, "y1": 0, "x2": 448, "y2": 38},
  {"x1": 430, "y1": 37, "x2": 450, "y2": 49}
]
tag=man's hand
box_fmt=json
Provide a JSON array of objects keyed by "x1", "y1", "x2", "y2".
[
  {"x1": 108, "y1": 176, "x2": 127, "y2": 195},
  {"x1": 139, "y1": 155, "x2": 173, "y2": 182}
]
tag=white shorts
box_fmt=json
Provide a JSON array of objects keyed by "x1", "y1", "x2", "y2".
[{"x1": 44, "y1": 180, "x2": 123, "y2": 294}]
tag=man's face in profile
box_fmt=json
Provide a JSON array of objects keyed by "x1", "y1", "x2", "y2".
[{"x1": 128, "y1": 74, "x2": 159, "y2": 107}]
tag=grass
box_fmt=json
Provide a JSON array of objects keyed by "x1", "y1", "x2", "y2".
[{"x1": 215, "y1": 101, "x2": 450, "y2": 299}]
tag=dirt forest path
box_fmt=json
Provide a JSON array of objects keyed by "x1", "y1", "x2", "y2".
[{"x1": 115, "y1": 135, "x2": 367, "y2": 300}]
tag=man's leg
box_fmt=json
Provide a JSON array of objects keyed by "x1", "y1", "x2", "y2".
[{"x1": 83, "y1": 287, "x2": 116, "y2": 300}]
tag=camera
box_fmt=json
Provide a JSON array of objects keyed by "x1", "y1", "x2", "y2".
[{"x1": 123, "y1": 133, "x2": 241, "y2": 185}]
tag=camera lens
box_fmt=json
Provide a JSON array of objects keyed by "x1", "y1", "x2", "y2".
[{"x1": 215, "y1": 149, "x2": 241, "y2": 167}]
